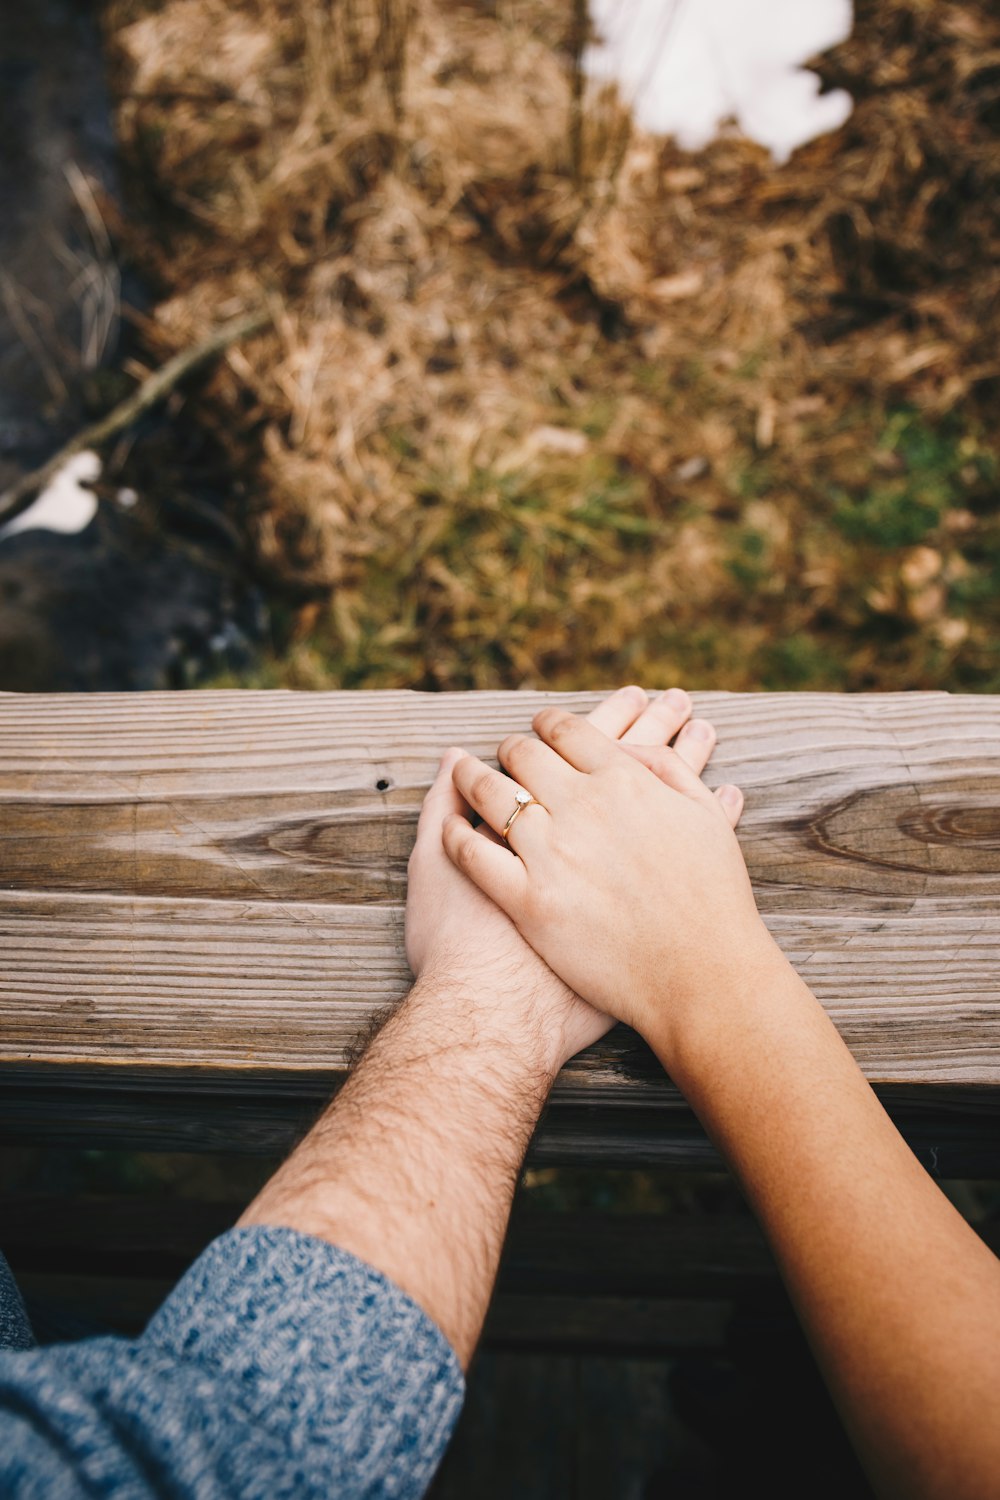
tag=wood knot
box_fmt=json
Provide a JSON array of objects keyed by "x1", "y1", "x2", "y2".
[
  {"x1": 898, "y1": 803, "x2": 1000, "y2": 854},
  {"x1": 801, "y1": 778, "x2": 1000, "y2": 878}
]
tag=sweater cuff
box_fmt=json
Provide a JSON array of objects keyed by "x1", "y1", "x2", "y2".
[{"x1": 145, "y1": 1224, "x2": 464, "y2": 1498}]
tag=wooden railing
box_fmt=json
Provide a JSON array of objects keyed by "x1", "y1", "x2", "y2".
[{"x1": 3, "y1": 688, "x2": 1000, "y2": 1172}]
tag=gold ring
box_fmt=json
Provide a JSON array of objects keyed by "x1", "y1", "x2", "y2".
[{"x1": 501, "y1": 787, "x2": 538, "y2": 842}]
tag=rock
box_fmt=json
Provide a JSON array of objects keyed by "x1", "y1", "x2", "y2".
[{"x1": 0, "y1": 505, "x2": 263, "y2": 692}]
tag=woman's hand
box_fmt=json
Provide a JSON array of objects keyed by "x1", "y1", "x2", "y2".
[
  {"x1": 405, "y1": 686, "x2": 740, "y2": 1072},
  {"x1": 442, "y1": 707, "x2": 1000, "y2": 1500},
  {"x1": 441, "y1": 704, "x2": 767, "y2": 1051}
]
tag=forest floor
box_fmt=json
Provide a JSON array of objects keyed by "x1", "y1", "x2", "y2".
[{"x1": 95, "y1": 0, "x2": 1000, "y2": 697}]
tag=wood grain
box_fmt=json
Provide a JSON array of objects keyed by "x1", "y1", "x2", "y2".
[
  {"x1": 4, "y1": 688, "x2": 1000, "y2": 1151},
  {"x1": 0, "y1": 1196, "x2": 776, "y2": 1296}
]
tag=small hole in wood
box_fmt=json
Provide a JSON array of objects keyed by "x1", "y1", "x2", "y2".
[{"x1": 375, "y1": 777, "x2": 392, "y2": 792}]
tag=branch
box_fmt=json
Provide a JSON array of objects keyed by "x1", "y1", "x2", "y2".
[{"x1": 0, "y1": 308, "x2": 270, "y2": 529}]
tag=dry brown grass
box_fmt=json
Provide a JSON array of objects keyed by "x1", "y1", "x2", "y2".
[{"x1": 98, "y1": 0, "x2": 1000, "y2": 691}]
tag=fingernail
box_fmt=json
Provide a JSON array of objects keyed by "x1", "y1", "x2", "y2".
[
  {"x1": 661, "y1": 687, "x2": 691, "y2": 712},
  {"x1": 621, "y1": 683, "x2": 648, "y2": 702},
  {"x1": 683, "y1": 718, "x2": 713, "y2": 740},
  {"x1": 718, "y1": 784, "x2": 742, "y2": 807}
]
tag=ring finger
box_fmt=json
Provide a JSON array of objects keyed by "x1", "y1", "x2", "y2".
[{"x1": 451, "y1": 752, "x2": 549, "y2": 857}]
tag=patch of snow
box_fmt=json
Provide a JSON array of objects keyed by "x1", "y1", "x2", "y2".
[
  {"x1": 585, "y1": 0, "x2": 854, "y2": 163},
  {"x1": 0, "y1": 450, "x2": 101, "y2": 540}
]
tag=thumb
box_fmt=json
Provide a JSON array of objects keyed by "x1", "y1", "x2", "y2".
[{"x1": 414, "y1": 747, "x2": 470, "y2": 844}]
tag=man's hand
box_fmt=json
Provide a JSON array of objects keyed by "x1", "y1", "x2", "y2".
[
  {"x1": 405, "y1": 686, "x2": 741, "y2": 1070},
  {"x1": 241, "y1": 688, "x2": 743, "y2": 1374}
]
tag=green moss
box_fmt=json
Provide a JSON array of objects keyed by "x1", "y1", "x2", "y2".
[
  {"x1": 833, "y1": 410, "x2": 980, "y2": 547},
  {"x1": 202, "y1": 399, "x2": 1000, "y2": 698},
  {"x1": 578, "y1": 396, "x2": 620, "y2": 439},
  {"x1": 833, "y1": 486, "x2": 943, "y2": 547},
  {"x1": 725, "y1": 526, "x2": 770, "y2": 589}
]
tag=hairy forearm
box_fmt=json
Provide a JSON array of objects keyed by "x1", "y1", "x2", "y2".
[
  {"x1": 239, "y1": 974, "x2": 556, "y2": 1367},
  {"x1": 650, "y1": 935, "x2": 1000, "y2": 1500}
]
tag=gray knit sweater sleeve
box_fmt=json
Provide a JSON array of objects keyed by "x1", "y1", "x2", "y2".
[{"x1": 0, "y1": 1226, "x2": 464, "y2": 1499}]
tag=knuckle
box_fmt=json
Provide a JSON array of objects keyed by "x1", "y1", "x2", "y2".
[
  {"x1": 499, "y1": 732, "x2": 529, "y2": 771},
  {"x1": 454, "y1": 834, "x2": 478, "y2": 874},
  {"x1": 544, "y1": 710, "x2": 576, "y2": 744},
  {"x1": 648, "y1": 745, "x2": 676, "y2": 776},
  {"x1": 472, "y1": 768, "x2": 501, "y2": 806}
]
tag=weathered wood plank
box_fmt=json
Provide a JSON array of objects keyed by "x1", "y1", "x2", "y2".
[
  {"x1": 0, "y1": 1078, "x2": 996, "y2": 1171},
  {"x1": 6, "y1": 1192, "x2": 996, "y2": 1305},
  {"x1": 1, "y1": 1198, "x2": 776, "y2": 1294},
  {"x1": 430, "y1": 1356, "x2": 710, "y2": 1500},
  {"x1": 6, "y1": 1196, "x2": 746, "y2": 1352},
  {"x1": 0, "y1": 1197, "x2": 772, "y2": 1323},
  {"x1": 4, "y1": 688, "x2": 1000, "y2": 1147},
  {"x1": 4, "y1": 893, "x2": 1000, "y2": 1083},
  {"x1": 13, "y1": 1275, "x2": 734, "y2": 1354}
]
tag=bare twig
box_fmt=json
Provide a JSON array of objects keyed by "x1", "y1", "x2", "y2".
[{"x1": 0, "y1": 308, "x2": 269, "y2": 529}]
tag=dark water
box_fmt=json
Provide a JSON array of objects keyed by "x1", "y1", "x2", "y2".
[
  {"x1": 0, "y1": 0, "x2": 263, "y2": 691},
  {"x1": 0, "y1": 0, "x2": 119, "y2": 475}
]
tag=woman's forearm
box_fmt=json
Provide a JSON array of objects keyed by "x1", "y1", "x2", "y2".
[
  {"x1": 653, "y1": 933, "x2": 1000, "y2": 1500},
  {"x1": 442, "y1": 702, "x2": 1000, "y2": 1496}
]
